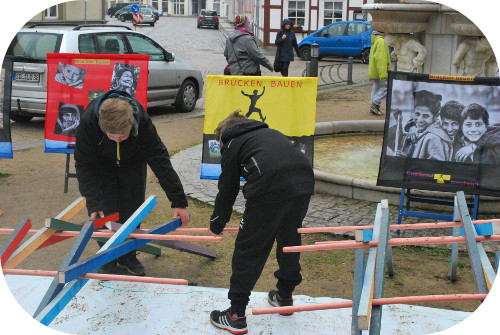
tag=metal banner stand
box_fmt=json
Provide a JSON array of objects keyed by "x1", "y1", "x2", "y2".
[{"x1": 64, "y1": 144, "x2": 77, "y2": 193}]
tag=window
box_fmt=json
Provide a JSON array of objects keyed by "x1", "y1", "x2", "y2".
[
  {"x1": 94, "y1": 34, "x2": 128, "y2": 54},
  {"x1": 125, "y1": 34, "x2": 165, "y2": 61},
  {"x1": 316, "y1": 22, "x2": 347, "y2": 37},
  {"x1": 78, "y1": 35, "x2": 96, "y2": 53},
  {"x1": 324, "y1": 1, "x2": 343, "y2": 26},
  {"x1": 45, "y1": 5, "x2": 58, "y2": 19},
  {"x1": 162, "y1": 0, "x2": 168, "y2": 13},
  {"x1": 347, "y1": 23, "x2": 365, "y2": 36},
  {"x1": 288, "y1": 0, "x2": 305, "y2": 27},
  {"x1": 9, "y1": 33, "x2": 61, "y2": 61}
]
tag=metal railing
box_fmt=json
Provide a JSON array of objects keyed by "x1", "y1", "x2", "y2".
[{"x1": 303, "y1": 57, "x2": 354, "y2": 87}]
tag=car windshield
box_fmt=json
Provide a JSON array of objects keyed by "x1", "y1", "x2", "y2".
[
  {"x1": 8, "y1": 32, "x2": 61, "y2": 61},
  {"x1": 140, "y1": 8, "x2": 151, "y2": 14},
  {"x1": 201, "y1": 11, "x2": 217, "y2": 16}
]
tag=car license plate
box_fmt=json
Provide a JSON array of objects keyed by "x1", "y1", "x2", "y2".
[{"x1": 14, "y1": 72, "x2": 40, "y2": 83}]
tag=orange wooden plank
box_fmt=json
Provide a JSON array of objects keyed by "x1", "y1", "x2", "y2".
[{"x1": 56, "y1": 197, "x2": 86, "y2": 221}]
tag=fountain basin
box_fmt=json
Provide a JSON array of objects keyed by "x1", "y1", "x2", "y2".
[{"x1": 314, "y1": 120, "x2": 500, "y2": 214}]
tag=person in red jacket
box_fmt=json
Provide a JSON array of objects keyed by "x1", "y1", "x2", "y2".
[{"x1": 208, "y1": 110, "x2": 314, "y2": 334}]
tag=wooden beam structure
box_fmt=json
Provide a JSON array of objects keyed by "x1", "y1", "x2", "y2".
[
  {"x1": 35, "y1": 196, "x2": 157, "y2": 326},
  {"x1": 58, "y1": 219, "x2": 181, "y2": 284},
  {"x1": 107, "y1": 221, "x2": 217, "y2": 259},
  {"x1": 0, "y1": 218, "x2": 32, "y2": 266},
  {"x1": 33, "y1": 221, "x2": 95, "y2": 318},
  {"x1": 351, "y1": 249, "x2": 365, "y2": 335}
]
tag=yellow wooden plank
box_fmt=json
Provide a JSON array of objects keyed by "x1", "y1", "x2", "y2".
[{"x1": 57, "y1": 197, "x2": 86, "y2": 221}]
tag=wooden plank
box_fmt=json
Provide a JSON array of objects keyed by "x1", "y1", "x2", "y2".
[
  {"x1": 351, "y1": 249, "x2": 365, "y2": 335},
  {"x1": 496, "y1": 251, "x2": 500, "y2": 273},
  {"x1": 0, "y1": 218, "x2": 32, "y2": 266},
  {"x1": 33, "y1": 221, "x2": 95, "y2": 318},
  {"x1": 56, "y1": 197, "x2": 86, "y2": 221},
  {"x1": 37, "y1": 213, "x2": 120, "y2": 250},
  {"x1": 2, "y1": 227, "x2": 57, "y2": 269},
  {"x1": 369, "y1": 200, "x2": 391, "y2": 335},
  {"x1": 92, "y1": 237, "x2": 162, "y2": 256},
  {"x1": 357, "y1": 203, "x2": 382, "y2": 330},
  {"x1": 455, "y1": 192, "x2": 489, "y2": 294},
  {"x1": 4, "y1": 269, "x2": 188, "y2": 285},
  {"x1": 450, "y1": 203, "x2": 461, "y2": 282},
  {"x1": 58, "y1": 218, "x2": 181, "y2": 284},
  {"x1": 107, "y1": 221, "x2": 216, "y2": 259},
  {"x1": 35, "y1": 195, "x2": 157, "y2": 326}
]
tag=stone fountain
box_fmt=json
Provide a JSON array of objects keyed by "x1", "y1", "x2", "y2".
[{"x1": 362, "y1": 0, "x2": 497, "y2": 76}]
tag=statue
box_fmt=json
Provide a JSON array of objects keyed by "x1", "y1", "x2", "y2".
[
  {"x1": 384, "y1": 33, "x2": 427, "y2": 73},
  {"x1": 452, "y1": 37, "x2": 494, "y2": 76}
]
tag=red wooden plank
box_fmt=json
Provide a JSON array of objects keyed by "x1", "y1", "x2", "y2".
[{"x1": 0, "y1": 218, "x2": 32, "y2": 266}]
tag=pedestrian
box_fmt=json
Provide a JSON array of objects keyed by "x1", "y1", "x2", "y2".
[
  {"x1": 274, "y1": 18, "x2": 300, "y2": 77},
  {"x1": 74, "y1": 89, "x2": 189, "y2": 276},
  {"x1": 208, "y1": 110, "x2": 314, "y2": 334},
  {"x1": 368, "y1": 30, "x2": 391, "y2": 116},
  {"x1": 224, "y1": 15, "x2": 273, "y2": 76}
]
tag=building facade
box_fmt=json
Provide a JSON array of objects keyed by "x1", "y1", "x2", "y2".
[{"x1": 30, "y1": 0, "x2": 106, "y2": 24}]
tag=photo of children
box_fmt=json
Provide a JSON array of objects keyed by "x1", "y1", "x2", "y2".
[
  {"x1": 55, "y1": 62, "x2": 86, "y2": 89},
  {"x1": 208, "y1": 140, "x2": 221, "y2": 157},
  {"x1": 88, "y1": 89, "x2": 105, "y2": 102},
  {"x1": 385, "y1": 80, "x2": 500, "y2": 166},
  {"x1": 54, "y1": 103, "x2": 83, "y2": 138},
  {"x1": 110, "y1": 63, "x2": 140, "y2": 97}
]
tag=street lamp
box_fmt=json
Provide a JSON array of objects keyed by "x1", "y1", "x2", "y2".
[{"x1": 310, "y1": 43, "x2": 319, "y2": 77}]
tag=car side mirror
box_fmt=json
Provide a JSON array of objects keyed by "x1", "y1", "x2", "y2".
[{"x1": 164, "y1": 51, "x2": 175, "y2": 61}]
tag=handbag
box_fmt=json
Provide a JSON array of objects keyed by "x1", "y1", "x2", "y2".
[
  {"x1": 273, "y1": 48, "x2": 281, "y2": 72},
  {"x1": 224, "y1": 65, "x2": 231, "y2": 75}
]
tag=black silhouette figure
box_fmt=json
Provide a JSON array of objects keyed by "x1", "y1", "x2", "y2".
[{"x1": 241, "y1": 87, "x2": 266, "y2": 122}]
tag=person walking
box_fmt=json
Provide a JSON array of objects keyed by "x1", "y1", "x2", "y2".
[
  {"x1": 274, "y1": 18, "x2": 300, "y2": 77},
  {"x1": 368, "y1": 30, "x2": 391, "y2": 116},
  {"x1": 224, "y1": 15, "x2": 273, "y2": 76},
  {"x1": 74, "y1": 89, "x2": 189, "y2": 276},
  {"x1": 208, "y1": 111, "x2": 314, "y2": 334}
]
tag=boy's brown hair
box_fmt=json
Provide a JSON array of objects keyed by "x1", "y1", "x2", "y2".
[
  {"x1": 99, "y1": 98, "x2": 134, "y2": 134},
  {"x1": 214, "y1": 110, "x2": 246, "y2": 141}
]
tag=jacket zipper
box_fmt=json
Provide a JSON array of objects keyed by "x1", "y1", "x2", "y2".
[{"x1": 116, "y1": 142, "x2": 120, "y2": 166}]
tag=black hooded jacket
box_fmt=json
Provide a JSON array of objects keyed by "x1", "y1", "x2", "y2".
[
  {"x1": 275, "y1": 18, "x2": 300, "y2": 62},
  {"x1": 74, "y1": 90, "x2": 188, "y2": 214},
  {"x1": 210, "y1": 119, "x2": 315, "y2": 234}
]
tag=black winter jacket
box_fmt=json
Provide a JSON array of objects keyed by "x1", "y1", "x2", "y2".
[
  {"x1": 74, "y1": 90, "x2": 188, "y2": 214},
  {"x1": 210, "y1": 119, "x2": 315, "y2": 234},
  {"x1": 275, "y1": 18, "x2": 300, "y2": 62}
]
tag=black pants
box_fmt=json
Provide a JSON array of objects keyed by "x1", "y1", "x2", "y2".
[
  {"x1": 228, "y1": 194, "x2": 311, "y2": 315},
  {"x1": 280, "y1": 62, "x2": 290, "y2": 77},
  {"x1": 96, "y1": 161, "x2": 147, "y2": 262}
]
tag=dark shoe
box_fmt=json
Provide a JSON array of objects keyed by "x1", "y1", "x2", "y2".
[
  {"x1": 370, "y1": 103, "x2": 383, "y2": 116},
  {"x1": 268, "y1": 290, "x2": 294, "y2": 316},
  {"x1": 117, "y1": 257, "x2": 146, "y2": 276},
  {"x1": 210, "y1": 308, "x2": 248, "y2": 334},
  {"x1": 97, "y1": 260, "x2": 117, "y2": 274}
]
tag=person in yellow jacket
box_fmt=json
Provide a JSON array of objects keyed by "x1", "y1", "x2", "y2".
[{"x1": 368, "y1": 31, "x2": 391, "y2": 116}]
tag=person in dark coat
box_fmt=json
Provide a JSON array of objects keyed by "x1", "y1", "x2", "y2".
[
  {"x1": 274, "y1": 18, "x2": 300, "y2": 77},
  {"x1": 209, "y1": 111, "x2": 314, "y2": 334},
  {"x1": 74, "y1": 89, "x2": 189, "y2": 276}
]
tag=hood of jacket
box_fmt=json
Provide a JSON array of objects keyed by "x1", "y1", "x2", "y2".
[
  {"x1": 93, "y1": 89, "x2": 141, "y2": 137},
  {"x1": 371, "y1": 34, "x2": 384, "y2": 45},
  {"x1": 221, "y1": 119, "x2": 268, "y2": 143},
  {"x1": 282, "y1": 18, "x2": 292, "y2": 29}
]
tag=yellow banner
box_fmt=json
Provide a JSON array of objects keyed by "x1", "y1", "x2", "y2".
[{"x1": 204, "y1": 75, "x2": 318, "y2": 137}]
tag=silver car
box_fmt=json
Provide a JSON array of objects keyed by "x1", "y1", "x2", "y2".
[{"x1": 7, "y1": 24, "x2": 204, "y2": 122}]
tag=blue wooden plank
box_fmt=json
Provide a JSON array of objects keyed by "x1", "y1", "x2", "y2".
[
  {"x1": 369, "y1": 200, "x2": 391, "y2": 335},
  {"x1": 458, "y1": 222, "x2": 493, "y2": 237},
  {"x1": 351, "y1": 249, "x2": 365, "y2": 335},
  {"x1": 496, "y1": 252, "x2": 500, "y2": 273},
  {"x1": 58, "y1": 218, "x2": 181, "y2": 284},
  {"x1": 362, "y1": 230, "x2": 373, "y2": 243},
  {"x1": 400, "y1": 209, "x2": 453, "y2": 222},
  {"x1": 33, "y1": 221, "x2": 94, "y2": 318},
  {"x1": 455, "y1": 192, "x2": 488, "y2": 294},
  {"x1": 35, "y1": 195, "x2": 157, "y2": 326}
]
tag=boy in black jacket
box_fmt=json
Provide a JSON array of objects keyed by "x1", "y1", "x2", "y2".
[
  {"x1": 74, "y1": 90, "x2": 189, "y2": 276},
  {"x1": 209, "y1": 111, "x2": 314, "y2": 334}
]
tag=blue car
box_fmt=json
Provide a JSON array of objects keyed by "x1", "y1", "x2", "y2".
[{"x1": 298, "y1": 21, "x2": 373, "y2": 63}]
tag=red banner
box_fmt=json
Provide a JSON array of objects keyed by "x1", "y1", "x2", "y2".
[{"x1": 44, "y1": 53, "x2": 149, "y2": 153}]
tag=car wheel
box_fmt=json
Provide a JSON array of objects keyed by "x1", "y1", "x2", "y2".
[
  {"x1": 150, "y1": 22, "x2": 155, "y2": 27},
  {"x1": 10, "y1": 113, "x2": 33, "y2": 122},
  {"x1": 215, "y1": 25, "x2": 219, "y2": 30},
  {"x1": 120, "y1": 16, "x2": 125, "y2": 22},
  {"x1": 361, "y1": 48, "x2": 370, "y2": 64},
  {"x1": 197, "y1": 24, "x2": 201, "y2": 28},
  {"x1": 175, "y1": 79, "x2": 198, "y2": 113},
  {"x1": 300, "y1": 46, "x2": 311, "y2": 61}
]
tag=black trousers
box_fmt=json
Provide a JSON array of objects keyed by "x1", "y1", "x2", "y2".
[
  {"x1": 280, "y1": 61, "x2": 290, "y2": 77},
  {"x1": 228, "y1": 194, "x2": 311, "y2": 315},
  {"x1": 96, "y1": 161, "x2": 147, "y2": 261}
]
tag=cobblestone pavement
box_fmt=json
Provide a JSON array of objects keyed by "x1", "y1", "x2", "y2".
[{"x1": 171, "y1": 145, "x2": 500, "y2": 253}]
